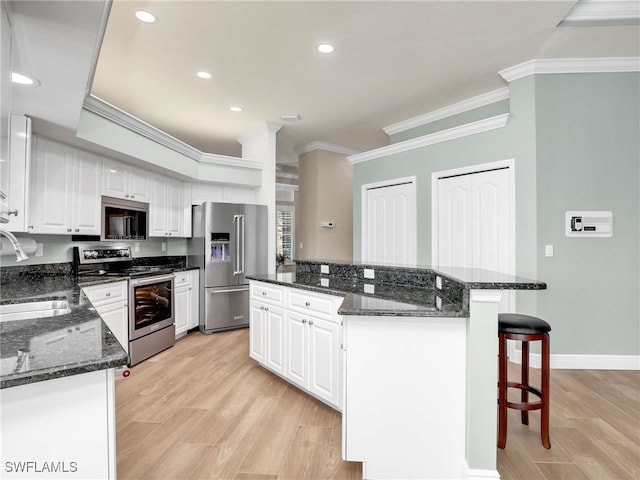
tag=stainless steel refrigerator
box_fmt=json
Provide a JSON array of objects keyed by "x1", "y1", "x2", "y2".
[{"x1": 187, "y1": 202, "x2": 268, "y2": 334}]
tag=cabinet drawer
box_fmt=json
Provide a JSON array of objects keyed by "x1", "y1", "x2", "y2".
[
  {"x1": 251, "y1": 281, "x2": 284, "y2": 306},
  {"x1": 287, "y1": 288, "x2": 338, "y2": 320},
  {"x1": 82, "y1": 281, "x2": 128, "y2": 307},
  {"x1": 174, "y1": 271, "x2": 191, "y2": 290}
]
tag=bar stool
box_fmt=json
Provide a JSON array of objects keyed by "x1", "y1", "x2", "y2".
[{"x1": 498, "y1": 313, "x2": 551, "y2": 449}]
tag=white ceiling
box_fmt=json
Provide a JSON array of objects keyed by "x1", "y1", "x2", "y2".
[{"x1": 7, "y1": 1, "x2": 640, "y2": 161}]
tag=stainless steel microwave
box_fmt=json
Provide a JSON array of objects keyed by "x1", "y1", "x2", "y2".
[{"x1": 101, "y1": 196, "x2": 148, "y2": 241}]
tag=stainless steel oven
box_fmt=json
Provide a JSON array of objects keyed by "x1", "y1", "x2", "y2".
[{"x1": 128, "y1": 273, "x2": 175, "y2": 365}]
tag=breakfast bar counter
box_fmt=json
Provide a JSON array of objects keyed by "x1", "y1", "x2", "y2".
[{"x1": 249, "y1": 259, "x2": 546, "y2": 480}]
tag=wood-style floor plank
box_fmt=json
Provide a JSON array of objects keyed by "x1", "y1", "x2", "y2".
[{"x1": 116, "y1": 329, "x2": 639, "y2": 480}]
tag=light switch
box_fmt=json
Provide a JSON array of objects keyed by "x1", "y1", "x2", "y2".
[{"x1": 545, "y1": 245, "x2": 553, "y2": 257}]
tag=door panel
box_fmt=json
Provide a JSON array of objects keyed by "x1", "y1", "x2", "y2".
[
  {"x1": 363, "y1": 180, "x2": 416, "y2": 265},
  {"x1": 436, "y1": 166, "x2": 513, "y2": 312}
]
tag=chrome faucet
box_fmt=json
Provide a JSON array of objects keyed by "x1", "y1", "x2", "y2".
[{"x1": 0, "y1": 228, "x2": 29, "y2": 262}]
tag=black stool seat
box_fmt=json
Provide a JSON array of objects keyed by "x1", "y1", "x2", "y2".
[
  {"x1": 498, "y1": 313, "x2": 551, "y2": 449},
  {"x1": 499, "y1": 313, "x2": 551, "y2": 335}
]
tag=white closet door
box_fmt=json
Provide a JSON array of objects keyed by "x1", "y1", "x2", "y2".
[
  {"x1": 362, "y1": 179, "x2": 416, "y2": 265},
  {"x1": 437, "y1": 166, "x2": 513, "y2": 311}
]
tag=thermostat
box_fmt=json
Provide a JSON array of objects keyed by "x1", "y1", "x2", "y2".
[{"x1": 566, "y1": 211, "x2": 613, "y2": 237}]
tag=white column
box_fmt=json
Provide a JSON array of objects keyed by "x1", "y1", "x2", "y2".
[
  {"x1": 238, "y1": 122, "x2": 282, "y2": 274},
  {"x1": 465, "y1": 289, "x2": 503, "y2": 479}
]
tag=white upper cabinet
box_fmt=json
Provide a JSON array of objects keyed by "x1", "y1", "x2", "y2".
[
  {"x1": 150, "y1": 174, "x2": 184, "y2": 237},
  {"x1": 102, "y1": 158, "x2": 150, "y2": 203},
  {"x1": 28, "y1": 137, "x2": 101, "y2": 235}
]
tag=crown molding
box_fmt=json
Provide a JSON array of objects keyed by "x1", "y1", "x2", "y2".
[
  {"x1": 83, "y1": 95, "x2": 202, "y2": 160},
  {"x1": 200, "y1": 152, "x2": 263, "y2": 169},
  {"x1": 383, "y1": 87, "x2": 510, "y2": 136},
  {"x1": 348, "y1": 113, "x2": 509, "y2": 165},
  {"x1": 294, "y1": 140, "x2": 360, "y2": 156},
  {"x1": 561, "y1": 0, "x2": 640, "y2": 24},
  {"x1": 499, "y1": 57, "x2": 640, "y2": 82},
  {"x1": 83, "y1": 95, "x2": 264, "y2": 169}
]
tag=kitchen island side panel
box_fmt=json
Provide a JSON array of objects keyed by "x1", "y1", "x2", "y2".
[{"x1": 343, "y1": 314, "x2": 467, "y2": 479}]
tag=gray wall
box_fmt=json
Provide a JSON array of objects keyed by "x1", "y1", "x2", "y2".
[
  {"x1": 535, "y1": 73, "x2": 639, "y2": 355},
  {"x1": 353, "y1": 72, "x2": 639, "y2": 356}
]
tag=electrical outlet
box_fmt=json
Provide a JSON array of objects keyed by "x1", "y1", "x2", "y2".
[
  {"x1": 161, "y1": 242, "x2": 167, "y2": 252},
  {"x1": 364, "y1": 284, "x2": 375, "y2": 294},
  {"x1": 35, "y1": 243, "x2": 43, "y2": 257},
  {"x1": 321, "y1": 264, "x2": 329, "y2": 274},
  {"x1": 363, "y1": 268, "x2": 375, "y2": 279},
  {"x1": 545, "y1": 245, "x2": 554, "y2": 257},
  {"x1": 435, "y1": 275, "x2": 442, "y2": 290},
  {"x1": 134, "y1": 243, "x2": 140, "y2": 253},
  {"x1": 321, "y1": 278, "x2": 329, "y2": 287}
]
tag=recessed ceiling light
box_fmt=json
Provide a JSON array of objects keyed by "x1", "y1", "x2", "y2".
[
  {"x1": 135, "y1": 9, "x2": 157, "y2": 23},
  {"x1": 11, "y1": 72, "x2": 39, "y2": 87},
  {"x1": 317, "y1": 43, "x2": 335, "y2": 54},
  {"x1": 196, "y1": 71, "x2": 212, "y2": 79},
  {"x1": 230, "y1": 106, "x2": 242, "y2": 112}
]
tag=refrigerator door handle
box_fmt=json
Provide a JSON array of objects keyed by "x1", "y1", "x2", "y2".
[
  {"x1": 233, "y1": 215, "x2": 242, "y2": 275},
  {"x1": 239, "y1": 214, "x2": 245, "y2": 274}
]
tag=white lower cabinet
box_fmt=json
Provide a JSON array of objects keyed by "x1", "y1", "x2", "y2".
[
  {"x1": 81, "y1": 281, "x2": 128, "y2": 352},
  {"x1": 249, "y1": 280, "x2": 343, "y2": 411},
  {"x1": 1, "y1": 369, "x2": 117, "y2": 480},
  {"x1": 175, "y1": 270, "x2": 199, "y2": 337}
]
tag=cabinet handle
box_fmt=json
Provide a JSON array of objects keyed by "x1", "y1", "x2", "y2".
[
  {"x1": 66, "y1": 228, "x2": 72, "y2": 232},
  {"x1": 302, "y1": 319, "x2": 307, "y2": 324},
  {"x1": 28, "y1": 225, "x2": 33, "y2": 229},
  {"x1": 265, "y1": 307, "x2": 269, "y2": 311},
  {"x1": 305, "y1": 301, "x2": 311, "y2": 307},
  {"x1": 125, "y1": 194, "x2": 130, "y2": 198},
  {"x1": 262, "y1": 291, "x2": 267, "y2": 296},
  {"x1": 130, "y1": 195, "x2": 135, "y2": 199},
  {"x1": 1, "y1": 208, "x2": 18, "y2": 217},
  {"x1": 308, "y1": 320, "x2": 314, "y2": 325},
  {"x1": 74, "y1": 228, "x2": 80, "y2": 232},
  {"x1": 105, "y1": 292, "x2": 111, "y2": 297}
]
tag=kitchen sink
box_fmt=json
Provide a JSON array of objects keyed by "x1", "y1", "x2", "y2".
[{"x1": 0, "y1": 299, "x2": 71, "y2": 322}]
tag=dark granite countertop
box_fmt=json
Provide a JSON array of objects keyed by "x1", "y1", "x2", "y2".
[
  {"x1": 247, "y1": 272, "x2": 465, "y2": 317},
  {"x1": 0, "y1": 260, "x2": 195, "y2": 389},
  {"x1": 0, "y1": 276, "x2": 128, "y2": 389},
  {"x1": 248, "y1": 262, "x2": 545, "y2": 317}
]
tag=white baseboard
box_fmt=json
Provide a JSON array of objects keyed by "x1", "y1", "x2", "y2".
[
  {"x1": 464, "y1": 462, "x2": 501, "y2": 479},
  {"x1": 509, "y1": 348, "x2": 640, "y2": 370}
]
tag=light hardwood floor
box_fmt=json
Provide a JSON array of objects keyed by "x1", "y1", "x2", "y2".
[{"x1": 116, "y1": 329, "x2": 639, "y2": 480}]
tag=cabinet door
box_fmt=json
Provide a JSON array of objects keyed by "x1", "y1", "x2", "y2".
[
  {"x1": 249, "y1": 300, "x2": 266, "y2": 363},
  {"x1": 28, "y1": 137, "x2": 73, "y2": 234},
  {"x1": 265, "y1": 304, "x2": 285, "y2": 376},
  {"x1": 165, "y1": 178, "x2": 183, "y2": 236},
  {"x1": 308, "y1": 316, "x2": 340, "y2": 407},
  {"x1": 95, "y1": 301, "x2": 128, "y2": 352},
  {"x1": 285, "y1": 311, "x2": 308, "y2": 389},
  {"x1": 188, "y1": 270, "x2": 200, "y2": 329},
  {"x1": 102, "y1": 159, "x2": 129, "y2": 200},
  {"x1": 127, "y1": 166, "x2": 150, "y2": 202},
  {"x1": 71, "y1": 150, "x2": 101, "y2": 235},
  {"x1": 174, "y1": 286, "x2": 191, "y2": 337},
  {"x1": 149, "y1": 176, "x2": 167, "y2": 237}
]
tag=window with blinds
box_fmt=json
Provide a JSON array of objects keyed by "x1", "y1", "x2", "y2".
[{"x1": 277, "y1": 207, "x2": 295, "y2": 262}]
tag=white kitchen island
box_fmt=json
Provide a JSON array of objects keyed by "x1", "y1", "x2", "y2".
[{"x1": 249, "y1": 260, "x2": 546, "y2": 480}]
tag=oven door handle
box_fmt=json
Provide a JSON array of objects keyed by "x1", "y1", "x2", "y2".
[{"x1": 130, "y1": 273, "x2": 175, "y2": 286}]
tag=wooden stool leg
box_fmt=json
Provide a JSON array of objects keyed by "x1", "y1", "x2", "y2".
[
  {"x1": 521, "y1": 340, "x2": 529, "y2": 425},
  {"x1": 541, "y1": 334, "x2": 551, "y2": 449},
  {"x1": 498, "y1": 333, "x2": 508, "y2": 449}
]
